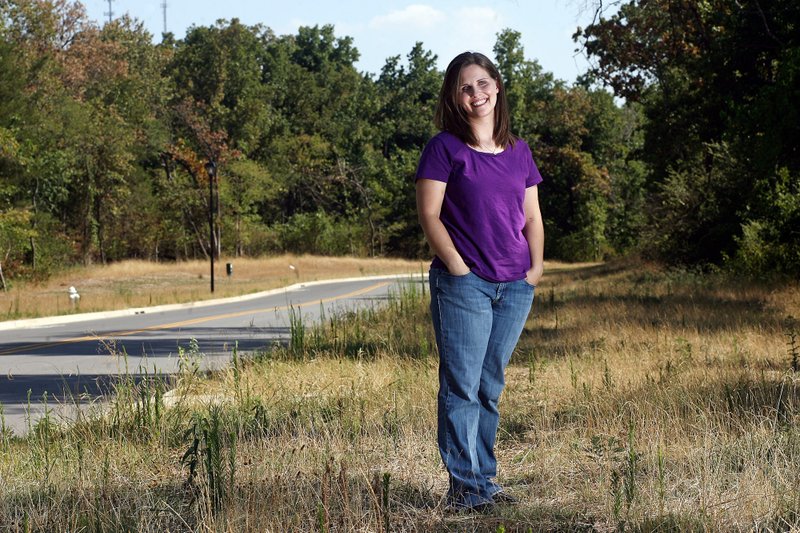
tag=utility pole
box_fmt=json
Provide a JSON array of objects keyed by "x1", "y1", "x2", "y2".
[
  {"x1": 104, "y1": 0, "x2": 114, "y2": 23},
  {"x1": 161, "y1": 1, "x2": 168, "y2": 35}
]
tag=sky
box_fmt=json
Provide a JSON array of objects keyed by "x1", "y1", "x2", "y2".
[{"x1": 82, "y1": 0, "x2": 602, "y2": 83}]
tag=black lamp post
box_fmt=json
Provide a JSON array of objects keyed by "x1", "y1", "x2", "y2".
[{"x1": 205, "y1": 160, "x2": 217, "y2": 293}]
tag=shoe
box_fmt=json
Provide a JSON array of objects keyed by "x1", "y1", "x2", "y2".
[{"x1": 491, "y1": 490, "x2": 519, "y2": 505}]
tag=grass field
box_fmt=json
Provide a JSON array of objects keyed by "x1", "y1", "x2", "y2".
[
  {"x1": 1, "y1": 259, "x2": 799, "y2": 531},
  {"x1": 0, "y1": 254, "x2": 426, "y2": 320}
]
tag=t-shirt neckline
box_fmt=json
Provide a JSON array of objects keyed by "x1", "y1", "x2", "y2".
[{"x1": 465, "y1": 143, "x2": 506, "y2": 157}]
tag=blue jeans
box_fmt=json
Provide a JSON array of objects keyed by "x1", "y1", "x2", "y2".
[{"x1": 429, "y1": 268, "x2": 534, "y2": 508}]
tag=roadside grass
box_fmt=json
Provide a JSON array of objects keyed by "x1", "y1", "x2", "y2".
[
  {"x1": 1, "y1": 259, "x2": 799, "y2": 531},
  {"x1": 0, "y1": 254, "x2": 426, "y2": 320}
]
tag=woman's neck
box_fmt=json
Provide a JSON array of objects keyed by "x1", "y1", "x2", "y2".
[{"x1": 470, "y1": 119, "x2": 497, "y2": 150}]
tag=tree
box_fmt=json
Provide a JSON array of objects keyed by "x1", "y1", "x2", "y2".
[
  {"x1": 165, "y1": 98, "x2": 237, "y2": 259},
  {"x1": 494, "y1": 28, "x2": 634, "y2": 261},
  {"x1": 369, "y1": 43, "x2": 441, "y2": 255},
  {"x1": 578, "y1": 0, "x2": 800, "y2": 272},
  {"x1": 493, "y1": 29, "x2": 557, "y2": 137},
  {"x1": 168, "y1": 19, "x2": 273, "y2": 157}
]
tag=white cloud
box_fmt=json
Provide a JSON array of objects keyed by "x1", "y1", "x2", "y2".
[
  {"x1": 444, "y1": 7, "x2": 504, "y2": 60},
  {"x1": 368, "y1": 4, "x2": 446, "y2": 31},
  {"x1": 454, "y1": 6, "x2": 502, "y2": 33}
]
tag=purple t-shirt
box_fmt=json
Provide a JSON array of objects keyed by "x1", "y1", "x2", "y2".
[{"x1": 416, "y1": 131, "x2": 543, "y2": 282}]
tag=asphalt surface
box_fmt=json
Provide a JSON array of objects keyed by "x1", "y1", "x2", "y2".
[{"x1": 0, "y1": 274, "x2": 424, "y2": 436}]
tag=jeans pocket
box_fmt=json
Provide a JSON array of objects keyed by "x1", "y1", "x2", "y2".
[
  {"x1": 432, "y1": 267, "x2": 471, "y2": 279},
  {"x1": 432, "y1": 269, "x2": 474, "y2": 293}
]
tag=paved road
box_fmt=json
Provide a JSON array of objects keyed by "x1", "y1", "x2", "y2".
[{"x1": 0, "y1": 275, "x2": 423, "y2": 436}]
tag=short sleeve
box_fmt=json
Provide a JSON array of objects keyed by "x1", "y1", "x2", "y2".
[
  {"x1": 525, "y1": 142, "x2": 543, "y2": 188},
  {"x1": 415, "y1": 135, "x2": 452, "y2": 183}
]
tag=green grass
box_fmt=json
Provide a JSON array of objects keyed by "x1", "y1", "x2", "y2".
[{"x1": 1, "y1": 260, "x2": 799, "y2": 531}]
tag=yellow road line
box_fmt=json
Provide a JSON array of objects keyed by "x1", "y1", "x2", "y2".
[{"x1": 0, "y1": 281, "x2": 390, "y2": 356}]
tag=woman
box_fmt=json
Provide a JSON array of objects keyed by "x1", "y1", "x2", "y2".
[{"x1": 416, "y1": 51, "x2": 544, "y2": 511}]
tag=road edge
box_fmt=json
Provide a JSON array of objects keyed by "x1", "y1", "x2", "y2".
[{"x1": 0, "y1": 273, "x2": 427, "y2": 332}]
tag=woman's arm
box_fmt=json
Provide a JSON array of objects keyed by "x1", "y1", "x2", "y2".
[
  {"x1": 522, "y1": 185, "x2": 544, "y2": 286},
  {"x1": 416, "y1": 178, "x2": 470, "y2": 275}
]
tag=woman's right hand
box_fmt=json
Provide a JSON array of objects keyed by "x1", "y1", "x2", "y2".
[{"x1": 447, "y1": 259, "x2": 471, "y2": 276}]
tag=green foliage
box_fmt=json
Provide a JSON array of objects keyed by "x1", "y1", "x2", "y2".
[
  {"x1": 218, "y1": 158, "x2": 275, "y2": 256},
  {"x1": 2, "y1": 0, "x2": 647, "y2": 277},
  {"x1": 606, "y1": 159, "x2": 648, "y2": 254},
  {"x1": 275, "y1": 211, "x2": 370, "y2": 256},
  {"x1": 10, "y1": 0, "x2": 798, "y2": 278},
  {"x1": 375, "y1": 42, "x2": 440, "y2": 155},
  {"x1": 646, "y1": 141, "x2": 744, "y2": 265},
  {"x1": 493, "y1": 29, "x2": 641, "y2": 261},
  {"x1": 0, "y1": 209, "x2": 72, "y2": 280},
  {"x1": 731, "y1": 166, "x2": 800, "y2": 277},
  {"x1": 579, "y1": 0, "x2": 800, "y2": 274},
  {"x1": 728, "y1": 167, "x2": 800, "y2": 277},
  {"x1": 0, "y1": 208, "x2": 34, "y2": 273},
  {"x1": 494, "y1": 29, "x2": 557, "y2": 136},
  {"x1": 181, "y1": 405, "x2": 238, "y2": 513}
]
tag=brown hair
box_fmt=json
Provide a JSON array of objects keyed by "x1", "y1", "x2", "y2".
[{"x1": 434, "y1": 51, "x2": 516, "y2": 149}]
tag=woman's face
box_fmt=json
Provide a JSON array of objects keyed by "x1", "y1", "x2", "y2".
[{"x1": 457, "y1": 64, "x2": 499, "y2": 122}]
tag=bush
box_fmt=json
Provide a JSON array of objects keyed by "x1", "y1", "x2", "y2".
[
  {"x1": 0, "y1": 210, "x2": 76, "y2": 282},
  {"x1": 726, "y1": 166, "x2": 800, "y2": 278},
  {"x1": 275, "y1": 211, "x2": 371, "y2": 256}
]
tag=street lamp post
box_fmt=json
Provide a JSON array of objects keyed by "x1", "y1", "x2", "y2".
[{"x1": 205, "y1": 161, "x2": 217, "y2": 293}]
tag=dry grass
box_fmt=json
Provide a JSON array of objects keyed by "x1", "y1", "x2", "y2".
[
  {"x1": 0, "y1": 254, "x2": 426, "y2": 319},
  {"x1": 1, "y1": 259, "x2": 799, "y2": 531}
]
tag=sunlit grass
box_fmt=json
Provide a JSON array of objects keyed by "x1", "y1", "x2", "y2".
[{"x1": 1, "y1": 259, "x2": 799, "y2": 531}]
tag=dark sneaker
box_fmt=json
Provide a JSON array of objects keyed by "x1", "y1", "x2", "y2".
[{"x1": 491, "y1": 491, "x2": 519, "y2": 505}]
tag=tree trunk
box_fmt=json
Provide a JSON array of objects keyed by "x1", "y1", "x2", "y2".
[
  {"x1": 235, "y1": 210, "x2": 242, "y2": 257},
  {"x1": 28, "y1": 236, "x2": 36, "y2": 271},
  {"x1": 31, "y1": 175, "x2": 38, "y2": 270},
  {"x1": 188, "y1": 215, "x2": 209, "y2": 258},
  {"x1": 82, "y1": 168, "x2": 94, "y2": 266},
  {"x1": 95, "y1": 194, "x2": 107, "y2": 265}
]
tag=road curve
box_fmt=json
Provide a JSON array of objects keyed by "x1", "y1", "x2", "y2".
[{"x1": 0, "y1": 274, "x2": 424, "y2": 436}]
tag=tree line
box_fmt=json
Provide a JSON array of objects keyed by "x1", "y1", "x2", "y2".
[{"x1": 0, "y1": 0, "x2": 797, "y2": 282}]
